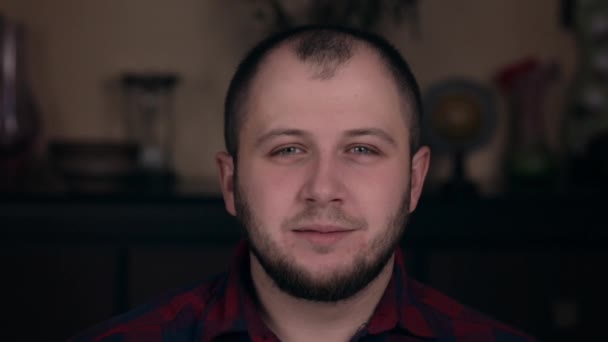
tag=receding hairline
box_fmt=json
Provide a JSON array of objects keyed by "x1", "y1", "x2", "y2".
[
  {"x1": 245, "y1": 37, "x2": 417, "y2": 126},
  {"x1": 226, "y1": 27, "x2": 423, "y2": 159}
]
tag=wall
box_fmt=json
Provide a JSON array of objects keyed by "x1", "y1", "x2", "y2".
[{"x1": 0, "y1": 0, "x2": 576, "y2": 194}]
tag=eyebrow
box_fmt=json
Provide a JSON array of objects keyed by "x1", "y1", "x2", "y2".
[
  {"x1": 255, "y1": 129, "x2": 310, "y2": 148},
  {"x1": 344, "y1": 128, "x2": 397, "y2": 147},
  {"x1": 255, "y1": 127, "x2": 397, "y2": 148}
]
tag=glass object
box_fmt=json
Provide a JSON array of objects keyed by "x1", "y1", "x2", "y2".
[
  {"x1": 495, "y1": 58, "x2": 559, "y2": 193},
  {"x1": 121, "y1": 72, "x2": 179, "y2": 189},
  {"x1": 0, "y1": 16, "x2": 40, "y2": 191},
  {"x1": 562, "y1": 0, "x2": 608, "y2": 193}
]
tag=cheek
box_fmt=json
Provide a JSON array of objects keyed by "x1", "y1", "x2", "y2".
[
  {"x1": 239, "y1": 162, "x2": 301, "y2": 225},
  {"x1": 344, "y1": 162, "x2": 409, "y2": 220}
]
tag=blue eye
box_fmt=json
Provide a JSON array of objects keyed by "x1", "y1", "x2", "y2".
[
  {"x1": 349, "y1": 146, "x2": 377, "y2": 155},
  {"x1": 271, "y1": 146, "x2": 304, "y2": 156}
]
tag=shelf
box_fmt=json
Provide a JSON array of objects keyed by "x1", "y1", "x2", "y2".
[{"x1": 1, "y1": 193, "x2": 606, "y2": 249}]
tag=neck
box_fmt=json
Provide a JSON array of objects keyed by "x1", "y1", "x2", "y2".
[{"x1": 250, "y1": 253, "x2": 395, "y2": 342}]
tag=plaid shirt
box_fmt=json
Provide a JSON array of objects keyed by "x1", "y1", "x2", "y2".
[{"x1": 71, "y1": 241, "x2": 535, "y2": 341}]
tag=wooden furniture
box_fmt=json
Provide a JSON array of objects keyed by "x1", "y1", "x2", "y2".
[{"x1": 1, "y1": 193, "x2": 605, "y2": 341}]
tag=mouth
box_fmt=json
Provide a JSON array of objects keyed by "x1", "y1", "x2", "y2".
[{"x1": 292, "y1": 225, "x2": 357, "y2": 246}]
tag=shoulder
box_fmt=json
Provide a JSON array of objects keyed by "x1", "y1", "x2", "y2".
[
  {"x1": 69, "y1": 273, "x2": 228, "y2": 342},
  {"x1": 407, "y1": 278, "x2": 537, "y2": 341}
]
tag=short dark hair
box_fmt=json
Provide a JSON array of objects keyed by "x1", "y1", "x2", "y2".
[{"x1": 224, "y1": 25, "x2": 423, "y2": 159}]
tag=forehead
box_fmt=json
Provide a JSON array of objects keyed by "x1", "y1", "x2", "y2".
[
  {"x1": 242, "y1": 45, "x2": 410, "y2": 139},
  {"x1": 253, "y1": 43, "x2": 397, "y2": 94}
]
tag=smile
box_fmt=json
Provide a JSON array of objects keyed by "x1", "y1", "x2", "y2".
[{"x1": 292, "y1": 226, "x2": 357, "y2": 246}]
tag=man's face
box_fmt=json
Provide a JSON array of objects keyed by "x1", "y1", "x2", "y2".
[{"x1": 218, "y1": 46, "x2": 429, "y2": 301}]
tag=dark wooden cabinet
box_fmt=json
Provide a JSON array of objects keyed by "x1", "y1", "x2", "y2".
[{"x1": 1, "y1": 194, "x2": 606, "y2": 341}]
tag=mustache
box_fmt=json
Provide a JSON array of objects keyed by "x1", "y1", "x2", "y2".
[{"x1": 282, "y1": 205, "x2": 368, "y2": 230}]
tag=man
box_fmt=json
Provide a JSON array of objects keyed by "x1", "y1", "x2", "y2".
[{"x1": 72, "y1": 26, "x2": 535, "y2": 341}]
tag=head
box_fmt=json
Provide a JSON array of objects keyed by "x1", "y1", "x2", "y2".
[{"x1": 217, "y1": 26, "x2": 430, "y2": 302}]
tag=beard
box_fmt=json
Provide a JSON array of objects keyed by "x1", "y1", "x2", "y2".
[{"x1": 234, "y1": 177, "x2": 411, "y2": 303}]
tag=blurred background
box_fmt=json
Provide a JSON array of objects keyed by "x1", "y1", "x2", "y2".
[{"x1": 0, "y1": 0, "x2": 606, "y2": 341}]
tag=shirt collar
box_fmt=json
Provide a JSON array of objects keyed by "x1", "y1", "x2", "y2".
[
  {"x1": 202, "y1": 240, "x2": 275, "y2": 341},
  {"x1": 377, "y1": 247, "x2": 437, "y2": 339},
  {"x1": 204, "y1": 240, "x2": 438, "y2": 340}
]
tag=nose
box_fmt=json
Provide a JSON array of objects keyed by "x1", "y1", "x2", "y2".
[{"x1": 299, "y1": 154, "x2": 345, "y2": 205}]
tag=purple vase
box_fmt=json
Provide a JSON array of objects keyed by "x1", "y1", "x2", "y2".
[{"x1": 0, "y1": 15, "x2": 40, "y2": 191}]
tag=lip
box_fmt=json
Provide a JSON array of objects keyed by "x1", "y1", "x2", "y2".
[
  {"x1": 293, "y1": 225, "x2": 354, "y2": 233},
  {"x1": 292, "y1": 225, "x2": 356, "y2": 246}
]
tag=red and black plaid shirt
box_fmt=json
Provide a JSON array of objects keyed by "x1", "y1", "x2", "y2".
[{"x1": 71, "y1": 241, "x2": 535, "y2": 341}]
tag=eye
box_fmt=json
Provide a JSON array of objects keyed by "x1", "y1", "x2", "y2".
[
  {"x1": 348, "y1": 145, "x2": 379, "y2": 155},
  {"x1": 270, "y1": 146, "x2": 305, "y2": 156}
]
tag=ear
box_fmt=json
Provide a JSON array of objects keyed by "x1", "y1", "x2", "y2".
[
  {"x1": 216, "y1": 151, "x2": 237, "y2": 216},
  {"x1": 408, "y1": 146, "x2": 431, "y2": 213}
]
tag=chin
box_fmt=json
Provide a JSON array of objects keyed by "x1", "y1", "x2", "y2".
[{"x1": 297, "y1": 257, "x2": 357, "y2": 277}]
